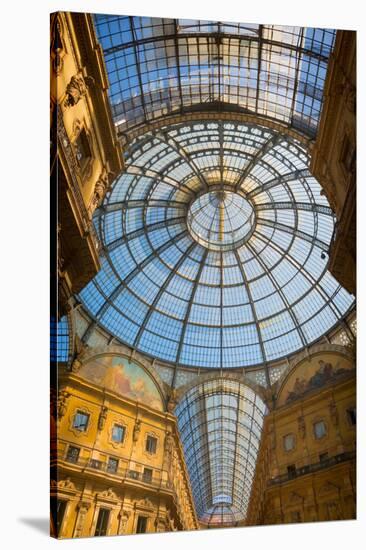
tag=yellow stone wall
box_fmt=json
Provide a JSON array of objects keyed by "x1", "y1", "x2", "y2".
[
  {"x1": 247, "y1": 349, "x2": 356, "y2": 525},
  {"x1": 310, "y1": 30, "x2": 356, "y2": 294},
  {"x1": 51, "y1": 12, "x2": 123, "y2": 314},
  {"x1": 51, "y1": 357, "x2": 199, "y2": 538}
]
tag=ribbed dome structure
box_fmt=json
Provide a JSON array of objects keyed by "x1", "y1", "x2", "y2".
[{"x1": 79, "y1": 120, "x2": 354, "y2": 369}]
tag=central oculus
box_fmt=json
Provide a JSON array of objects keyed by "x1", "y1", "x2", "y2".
[{"x1": 187, "y1": 190, "x2": 255, "y2": 251}]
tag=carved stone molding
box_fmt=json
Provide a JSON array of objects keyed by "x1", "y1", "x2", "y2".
[
  {"x1": 97, "y1": 488, "x2": 118, "y2": 501},
  {"x1": 64, "y1": 73, "x2": 95, "y2": 108}
]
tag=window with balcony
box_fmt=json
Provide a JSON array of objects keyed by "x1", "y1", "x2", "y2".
[
  {"x1": 107, "y1": 457, "x2": 119, "y2": 474},
  {"x1": 287, "y1": 464, "x2": 296, "y2": 479},
  {"x1": 89, "y1": 458, "x2": 103, "y2": 470},
  {"x1": 143, "y1": 467, "x2": 153, "y2": 483},
  {"x1": 72, "y1": 411, "x2": 90, "y2": 432},
  {"x1": 65, "y1": 445, "x2": 80, "y2": 464}
]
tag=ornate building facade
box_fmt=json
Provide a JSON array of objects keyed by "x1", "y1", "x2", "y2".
[{"x1": 51, "y1": 352, "x2": 198, "y2": 537}]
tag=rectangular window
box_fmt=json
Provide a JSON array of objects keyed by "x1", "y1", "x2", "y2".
[
  {"x1": 313, "y1": 420, "x2": 327, "y2": 439},
  {"x1": 50, "y1": 498, "x2": 67, "y2": 537},
  {"x1": 107, "y1": 457, "x2": 119, "y2": 474},
  {"x1": 143, "y1": 468, "x2": 153, "y2": 483},
  {"x1": 287, "y1": 464, "x2": 296, "y2": 479},
  {"x1": 283, "y1": 433, "x2": 295, "y2": 451},
  {"x1": 146, "y1": 435, "x2": 157, "y2": 454},
  {"x1": 347, "y1": 407, "x2": 356, "y2": 426},
  {"x1": 73, "y1": 411, "x2": 90, "y2": 432},
  {"x1": 136, "y1": 515, "x2": 147, "y2": 534},
  {"x1": 75, "y1": 128, "x2": 92, "y2": 172},
  {"x1": 65, "y1": 445, "x2": 80, "y2": 464},
  {"x1": 94, "y1": 508, "x2": 110, "y2": 537},
  {"x1": 89, "y1": 459, "x2": 103, "y2": 470},
  {"x1": 112, "y1": 424, "x2": 126, "y2": 443}
]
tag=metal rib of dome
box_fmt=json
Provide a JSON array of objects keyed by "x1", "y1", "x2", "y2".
[
  {"x1": 79, "y1": 120, "x2": 354, "y2": 369},
  {"x1": 175, "y1": 379, "x2": 267, "y2": 524},
  {"x1": 94, "y1": 15, "x2": 336, "y2": 138}
]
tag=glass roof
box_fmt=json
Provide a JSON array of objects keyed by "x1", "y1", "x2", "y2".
[
  {"x1": 175, "y1": 379, "x2": 267, "y2": 524},
  {"x1": 94, "y1": 15, "x2": 336, "y2": 138},
  {"x1": 51, "y1": 315, "x2": 70, "y2": 364},
  {"x1": 79, "y1": 120, "x2": 354, "y2": 369},
  {"x1": 187, "y1": 190, "x2": 255, "y2": 251}
]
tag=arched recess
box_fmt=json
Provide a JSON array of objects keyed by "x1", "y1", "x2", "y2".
[
  {"x1": 72, "y1": 347, "x2": 167, "y2": 412},
  {"x1": 174, "y1": 376, "x2": 268, "y2": 526},
  {"x1": 174, "y1": 370, "x2": 268, "y2": 407},
  {"x1": 275, "y1": 343, "x2": 355, "y2": 408}
]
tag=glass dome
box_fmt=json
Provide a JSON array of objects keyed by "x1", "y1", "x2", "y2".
[
  {"x1": 187, "y1": 190, "x2": 255, "y2": 251},
  {"x1": 79, "y1": 120, "x2": 354, "y2": 369}
]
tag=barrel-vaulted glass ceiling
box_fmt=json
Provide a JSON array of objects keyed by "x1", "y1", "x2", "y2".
[
  {"x1": 79, "y1": 120, "x2": 354, "y2": 369},
  {"x1": 94, "y1": 15, "x2": 336, "y2": 138},
  {"x1": 176, "y1": 379, "x2": 267, "y2": 524}
]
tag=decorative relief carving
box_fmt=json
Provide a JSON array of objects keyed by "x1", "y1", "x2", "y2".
[
  {"x1": 71, "y1": 336, "x2": 89, "y2": 373},
  {"x1": 132, "y1": 419, "x2": 141, "y2": 443},
  {"x1": 167, "y1": 388, "x2": 178, "y2": 412},
  {"x1": 98, "y1": 488, "x2": 118, "y2": 500},
  {"x1": 88, "y1": 168, "x2": 110, "y2": 217},
  {"x1": 297, "y1": 416, "x2": 306, "y2": 439},
  {"x1": 118, "y1": 510, "x2": 130, "y2": 534},
  {"x1": 64, "y1": 73, "x2": 94, "y2": 108},
  {"x1": 74, "y1": 501, "x2": 90, "y2": 538},
  {"x1": 57, "y1": 390, "x2": 70, "y2": 419},
  {"x1": 155, "y1": 515, "x2": 168, "y2": 532},
  {"x1": 135, "y1": 498, "x2": 154, "y2": 510},
  {"x1": 329, "y1": 400, "x2": 339, "y2": 426},
  {"x1": 98, "y1": 406, "x2": 108, "y2": 431},
  {"x1": 163, "y1": 430, "x2": 174, "y2": 471},
  {"x1": 50, "y1": 477, "x2": 75, "y2": 490},
  {"x1": 50, "y1": 14, "x2": 65, "y2": 74}
]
